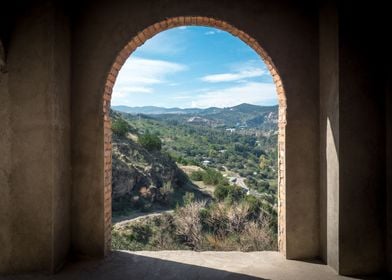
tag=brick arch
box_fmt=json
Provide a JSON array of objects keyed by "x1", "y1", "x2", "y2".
[{"x1": 103, "y1": 16, "x2": 287, "y2": 254}]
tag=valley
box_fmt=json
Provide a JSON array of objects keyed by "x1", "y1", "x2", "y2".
[{"x1": 111, "y1": 103, "x2": 279, "y2": 251}]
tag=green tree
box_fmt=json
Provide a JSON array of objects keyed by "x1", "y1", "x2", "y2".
[
  {"x1": 202, "y1": 168, "x2": 224, "y2": 185},
  {"x1": 112, "y1": 118, "x2": 130, "y2": 137},
  {"x1": 139, "y1": 132, "x2": 162, "y2": 151},
  {"x1": 214, "y1": 184, "x2": 245, "y2": 202}
]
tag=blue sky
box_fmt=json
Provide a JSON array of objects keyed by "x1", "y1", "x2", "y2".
[{"x1": 112, "y1": 26, "x2": 277, "y2": 108}]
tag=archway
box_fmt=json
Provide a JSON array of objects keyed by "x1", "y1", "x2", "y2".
[{"x1": 103, "y1": 16, "x2": 287, "y2": 254}]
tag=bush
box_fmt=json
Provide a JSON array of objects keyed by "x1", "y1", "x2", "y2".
[
  {"x1": 203, "y1": 203, "x2": 229, "y2": 238},
  {"x1": 174, "y1": 201, "x2": 206, "y2": 249},
  {"x1": 190, "y1": 170, "x2": 204, "y2": 181},
  {"x1": 139, "y1": 132, "x2": 162, "y2": 151},
  {"x1": 244, "y1": 195, "x2": 263, "y2": 217},
  {"x1": 128, "y1": 223, "x2": 152, "y2": 244},
  {"x1": 214, "y1": 184, "x2": 245, "y2": 203},
  {"x1": 183, "y1": 192, "x2": 195, "y2": 205},
  {"x1": 240, "y1": 215, "x2": 277, "y2": 251},
  {"x1": 112, "y1": 119, "x2": 130, "y2": 137},
  {"x1": 255, "y1": 180, "x2": 270, "y2": 192},
  {"x1": 161, "y1": 182, "x2": 174, "y2": 205},
  {"x1": 202, "y1": 168, "x2": 223, "y2": 186}
]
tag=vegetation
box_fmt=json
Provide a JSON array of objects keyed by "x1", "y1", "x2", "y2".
[
  {"x1": 190, "y1": 168, "x2": 226, "y2": 186},
  {"x1": 112, "y1": 118, "x2": 131, "y2": 137},
  {"x1": 119, "y1": 111, "x2": 278, "y2": 196},
  {"x1": 110, "y1": 105, "x2": 279, "y2": 252},
  {"x1": 138, "y1": 131, "x2": 162, "y2": 151},
  {"x1": 112, "y1": 196, "x2": 277, "y2": 251},
  {"x1": 214, "y1": 184, "x2": 245, "y2": 203}
]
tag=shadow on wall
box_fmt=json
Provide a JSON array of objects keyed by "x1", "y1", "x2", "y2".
[
  {"x1": 0, "y1": 40, "x2": 6, "y2": 72},
  {"x1": 0, "y1": 251, "x2": 267, "y2": 280}
]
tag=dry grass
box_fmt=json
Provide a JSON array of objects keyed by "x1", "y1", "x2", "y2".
[
  {"x1": 240, "y1": 215, "x2": 277, "y2": 251},
  {"x1": 174, "y1": 200, "x2": 206, "y2": 249}
]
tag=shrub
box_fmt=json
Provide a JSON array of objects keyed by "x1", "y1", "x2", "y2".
[
  {"x1": 174, "y1": 200, "x2": 206, "y2": 249},
  {"x1": 214, "y1": 184, "x2": 245, "y2": 203},
  {"x1": 190, "y1": 170, "x2": 204, "y2": 181},
  {"x1": 203, "y1": 202, "x2": 229, "y2": 238},
  {"x1": 111, "y1": 230, "x2": 129, "y2": 250},
  {"x1": 112, "y1": 118, "x2": 130, "y2": 137},
  {"x1": 139, "y1": 132, "x2": 162, "y2": 151},
  {"x1": 240, "y1": 215, "x2": 277, "y2": 251},
  {"x1": 183, "y1": 192, "x2": 195, "y2": 205},
  {"x1": 202, "y1": 168, "x2": 223, "y2": 185},
  {"x1": 244, "y1": 195, "x2": 263, "y2": 217},
  {"x1": 161, "y1": 182, "x2": 174, "y2": 205},
  {"x1": 227, "y1": 203, "x2": 250, "y2": 233},
  {"x1": 128, "y1": 223, "x2": 152, "y2": 244}
]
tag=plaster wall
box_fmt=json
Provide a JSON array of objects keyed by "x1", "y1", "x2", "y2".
[
  {"x1": 338, "y1": 2, "x2": 386, "y2": 275},
  {"x1": 71, "y1": 0, "x2": 320, "y2": 260},
  {"x1": 319, "y1": 1, "x2": 339, "y2": 271},
  {"x1": 0, "y1": 43, "x2": 11, "y2": 273},
  {"x1": 0, "y1": 0, "x2": 389, "y2": 276},
  {"x1": 387, "y1": 58, "x2": 392, "y2": 276},
  {"x1": 0, "y1": 3, "x2": 71, "y2": 273}
]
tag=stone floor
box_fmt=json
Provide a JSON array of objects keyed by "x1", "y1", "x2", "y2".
[{"x1": 1, "y1": 251, "x2": 385, "y2": 280}]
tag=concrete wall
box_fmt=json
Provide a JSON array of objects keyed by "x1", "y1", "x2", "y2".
[
  {"x1": 71, "y1": 0, "x2": 320, "y2": 260},
  {"x1": 51, "y1": 6, "x2": 71, "y2": 271},
  {"x1": 319, "y1": 0, "x2": 339, "y2": 271},
  {"x1": 319, "y1": 1, "x2": 388, "y2": 275},
  {"x1": 338, "y1": 2, "x2": 386, "y2": 275},
  {"x1": 0, "y1": 40, "x2": 11, "y2": 273},
  {"x1": 0, "y1": 2, "x2": 71, "y2": 273},
  {"x1": 0, "y1": 0, "x2": 390, "y2": 276},
  {"x1": 387, "y1": 55, "x2": 392, "y2": 276}
]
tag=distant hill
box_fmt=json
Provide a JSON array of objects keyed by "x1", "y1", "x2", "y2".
[
  {"x1": 112, "y1": 103, "x2": 278, "y2": 131},
  {"x1": 112, "y1": 105, "x2": 203, "y2": 115}
]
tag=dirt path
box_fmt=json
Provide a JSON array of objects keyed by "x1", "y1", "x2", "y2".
[{"x1": 113, "y1": 210, "x2": 174, "y2": 228}]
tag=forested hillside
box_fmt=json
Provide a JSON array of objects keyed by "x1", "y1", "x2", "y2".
[{"x1": 111, "y1": 104, "x2": 279, "y2": 251}]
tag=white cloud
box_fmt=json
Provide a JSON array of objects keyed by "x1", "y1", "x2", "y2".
[
  {"x1": 190, "y1": 82, "x2": 277, "y2": 108},
  {"x1": 205, "y1": 29, "x2": 223, "y2": 35},
  {"x1": 136, "y1": 30, "x2": 186, "y2": 55},
  {"x1": 112, "y1": 57, "x2": 186, "y2": 104},
  {"x1": 201, "y1": 68, "x2": 265, "y2": 83},
  {"x1": 178, "y1": 26, "x2": 188, "y2": 30}
]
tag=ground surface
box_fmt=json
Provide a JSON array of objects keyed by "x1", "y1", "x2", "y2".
[
  {"x1": 112, "y1": 209, "x2": 174, "y2": 225},
  {"x1": 1, "y1": 251, "x2": 382, "y2": 280}
]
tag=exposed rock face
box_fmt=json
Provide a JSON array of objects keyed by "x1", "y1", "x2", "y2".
[{"x1": 112, "y1": 134, "x2": 188, "y2": 200}]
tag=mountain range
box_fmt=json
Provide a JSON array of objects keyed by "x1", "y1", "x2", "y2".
[{"x1": 112, "y1": 103, "x2": 278, "y2": 131}]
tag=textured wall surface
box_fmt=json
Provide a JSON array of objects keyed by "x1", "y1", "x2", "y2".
[
  {"x1": 386, "y1": 53, "x2": 392, "y2": 276},
  {"x1": 0, "y1": 42, "x2": 11, "y2": 273},
  {"x1": 0, "y1": 0, "x2": 389, "y2": 276},
  {"x1": 71, "y1": 0, "x2": 320, "y2": 260},
  {"x1": 319, "y1": 1, "x2": 339, "y2": 271},
  {"x1": 0, "y1": 3, "x2": 71, "y2": 273},
  {"x1": 338, "y1": 2, "x2": 386, "y2": 275}
]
